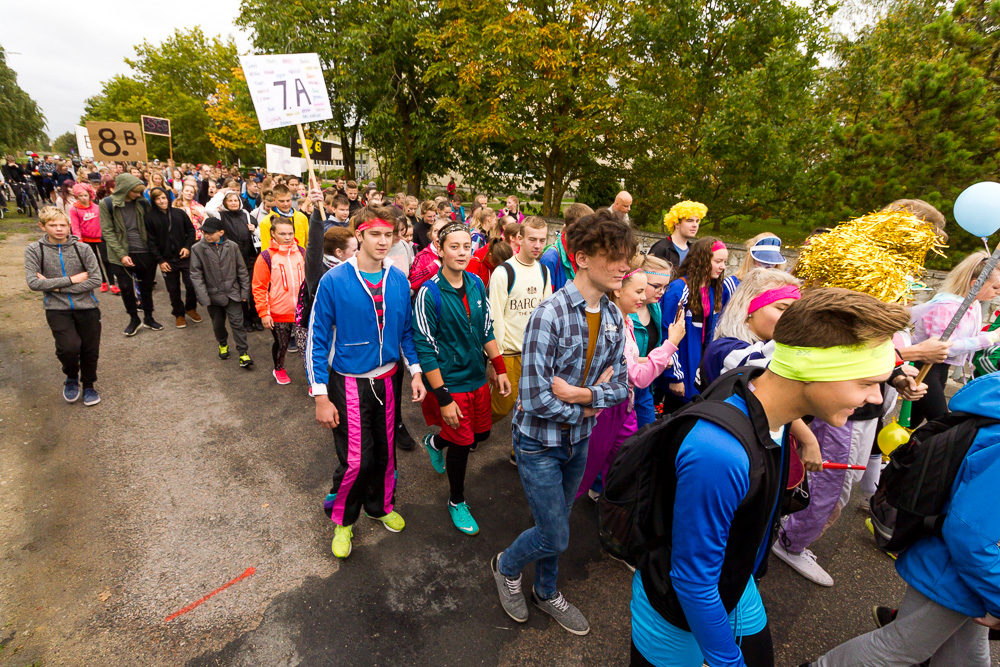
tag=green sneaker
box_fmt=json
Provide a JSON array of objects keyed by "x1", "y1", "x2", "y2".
[
  {"x1": 448, "y1": 502, "x2": 480, "y2": 535},
  {"x1": 368, "y1": 510, "x2": 405, "y2": 533},
  {"x1": 218, "y1": 344, "x2": 230, "y2": 360},
  {"x1": 331, "y1": 524, "x2": 353, "y2": 558},
  {"x1": 239, "y1": 353, "x2": 253, "y2": 368},
  {"x1": 422, "y1": 434, "x2": 445, "y2": 474}
]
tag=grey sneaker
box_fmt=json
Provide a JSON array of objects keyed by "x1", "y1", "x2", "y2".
[
  {"x1": 531, "y1": 589, "x2": 590, "y2": 636},
  {"x1": 491, "y1": 553, "x2": 528, "y2": 623}
]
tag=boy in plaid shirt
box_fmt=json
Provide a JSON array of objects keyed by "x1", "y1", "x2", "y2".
[{"x1": 491, "y1": 210, "x2": 636, "y2": 635}]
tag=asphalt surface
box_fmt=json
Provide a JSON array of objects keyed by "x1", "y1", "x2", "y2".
[{"x1": 0, "y1": 231, "x2": 996, "y2": 666}]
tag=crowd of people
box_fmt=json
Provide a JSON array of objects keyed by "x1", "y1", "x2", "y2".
[{"x1": 17, "y1": 156, "x2": 1000, "y2": 666}]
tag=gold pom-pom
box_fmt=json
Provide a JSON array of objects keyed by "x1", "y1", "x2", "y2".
[
  {"x1": 663, "y1": 200, "x2": 708, "y2": 233},
  {"x1": 795, "y1": 210, "x2": 946, "y2": 303}
]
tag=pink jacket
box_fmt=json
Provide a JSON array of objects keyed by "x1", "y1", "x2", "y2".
[
  {"x1": 409, "y1": 245, "x2": 441, "y2": 292},
  {"x1": 70, "y1": 202, "x2": 102, "y2": 242},
  {"x1": 911, "y1": 293, "x2": 994, "y2": 365},
  {"x1": 623, "y1": 314, "x2": 678, "y2": 390}
]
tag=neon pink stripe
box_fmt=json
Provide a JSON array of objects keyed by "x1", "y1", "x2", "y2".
[
  {"x1": 331, "y1": 377, "x2": 363, "y2": 525},
  {"x1": 382, "y1": 377, "x2": 396, "y2": 513},
  {"x1": 748, "y1": 285, "x2": 800, "y2": 314}
]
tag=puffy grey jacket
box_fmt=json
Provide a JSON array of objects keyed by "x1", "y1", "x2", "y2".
[
  {"x1": 24, "y1": 235, "x2": 101, "y2": 310},
  {"x1": 189, "y1": 238, "x2": 249, "y2": 306}
]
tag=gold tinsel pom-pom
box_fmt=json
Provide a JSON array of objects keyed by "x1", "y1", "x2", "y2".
[
  {"x1": 795, "y1": 210, "x2": 946, "y2": 303},
  {"x1": 663, "y1": 201, "x2": 708, "y2": 233}
]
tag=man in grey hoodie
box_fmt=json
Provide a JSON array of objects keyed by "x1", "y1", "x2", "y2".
[
  {"x1": 25, "y1": 206, "x2": 104, "y2": 405},
  {"x1": 99, "y1": 173, "x2": 162, "y2": 336}
]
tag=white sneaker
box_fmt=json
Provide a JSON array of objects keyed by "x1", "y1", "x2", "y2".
[
  {"x1": 859, "y1": 492, "x2": 873, "y2": 512},
  {"x1": 587, "y1": 488, "x2": 600, "y2": 502},
  {"x1": 772, "y1": 541, "x2": 834, "y2": 586}
]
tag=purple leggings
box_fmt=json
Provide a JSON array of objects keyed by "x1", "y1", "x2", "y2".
[{"x1": 576, "y1": 401, "x2": 636, "y2": 500}]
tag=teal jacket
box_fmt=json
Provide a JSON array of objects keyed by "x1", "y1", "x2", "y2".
[
  {"x1": 412, "y1": 270, "x2": 495, "y2": 393},
  {"x1": 629, "y1": 302, "x2": 663, "y2": 357}
]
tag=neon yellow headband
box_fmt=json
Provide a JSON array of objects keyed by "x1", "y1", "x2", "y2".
[{"x1": 769, "y1": 340, "x2": 896, "y2": 382}]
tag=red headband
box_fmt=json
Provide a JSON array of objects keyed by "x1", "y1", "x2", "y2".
[
  {"x1": 749, "y1": 285, "x2": 800, "y2": 314},
  {"x1": 357, "y1": 217, "x2": 394, "y2": 232},
  {"x1": 623, "y1": 268, "x2": 644, "y2": 281},
  {"x1": 711, "y1": 240, "x2": 727, "y2": 253}
]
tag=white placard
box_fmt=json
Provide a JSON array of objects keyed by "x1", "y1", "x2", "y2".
[
  {"x1": 239, "y1": 53, "x2": 333, "y2": 131},
  {"x1": 75, "y1": 125, "x2": 94, "y2": 159},
  {"x1": 265, "y1": 144, "x2": 306, "y2": 176}
]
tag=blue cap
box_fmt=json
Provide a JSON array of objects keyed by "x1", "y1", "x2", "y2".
[{"x1": 749, "y1": 236, "x2": 786, "y2": 266}]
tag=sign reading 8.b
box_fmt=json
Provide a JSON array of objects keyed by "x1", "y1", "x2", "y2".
[{"x1": 85, "y1": 121, "x2": 148, "y2": 162}]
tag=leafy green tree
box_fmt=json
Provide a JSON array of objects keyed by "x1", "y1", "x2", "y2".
[
  {"x1": 0, "y1": 45, "x2": 47, "y2": 154},
  {"x1": 52, "y1": 131, "x2": 76, "y2": 155},
  {"x1": 814, "y1": 0, "x2": 1000, "y2": 266},
  {"x1": 425, "y1": 0, "x2": 632, "y2": 216},
  {"x1": 81, "y1": 28, "x2": 241, "y2": 163},
  {"x1": 617, "y1": 0, "x2": 832, "y2": 232}
]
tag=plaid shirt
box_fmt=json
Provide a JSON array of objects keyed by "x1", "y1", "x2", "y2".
[{"x1": 513, "y1": 281, "x2": 629, "y2": 444}]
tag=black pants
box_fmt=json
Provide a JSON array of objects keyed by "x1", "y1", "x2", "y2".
[
  {"x1": 910, "y1": 363, "x2": 951, "y2": 427},
  {"x1": 111, "y1": 253, "x2": 157, "y2": 318},
  {"x1": 630, "y1": 623, "x2": 774, "y2": 667},
  {"x1": 84, "y1": 240, "x2": 111, "y2": 285},
  {"x1": 45, "y1": 308, "x2": 101, "y2": 387},
  {"x1": 324, "y1": 371, "x2": 397, "y2": 526},
  {"x1": 163, "y1": 263, "x2": 198, "y2": 317},
  {"x1": 242, "y1": 256, "x2": 260, "y2": 326}
]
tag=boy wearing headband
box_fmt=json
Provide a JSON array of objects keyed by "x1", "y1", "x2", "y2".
[
  {"x1": 308, "y1": 211, "x2": 426, "y2": 559},
  {"x1": 630, "y1": 288, "x2": 918, "y2": 667},
  {"x1": 492, "y1": 210, "x2": 635, "y2": 636}
]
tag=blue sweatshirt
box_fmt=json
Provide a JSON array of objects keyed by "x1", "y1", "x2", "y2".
[{"x1": 307, "y1": 256, "x2": 421, "y2": 393}]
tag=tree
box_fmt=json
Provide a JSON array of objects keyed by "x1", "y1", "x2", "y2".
[
  {"x1": 205, "y1": 67, "x2": 270, "y2": 164},
  {"x1": 81, "y1": 28, "x2": 242, "y2": 163},
  {"x1": 425, "y1": 0, "x2": 633, "y2": 216},
  {"x1": 52, "y1": 131, "x2": 76, "y2": 155},
  {"x1": 813, "y1": 0, "x2": 1000, "y2": 266},
  {"x1": 0, "y1": 45, "x2": 47, "y2": 154},
  {"x1": 617, "y1": 0, "x2": 832, "y2": 231}
]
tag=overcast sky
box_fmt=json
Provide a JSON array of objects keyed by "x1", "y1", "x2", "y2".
[{"x1": 4, "y1": 2, "x2": 251, "y2": 142}]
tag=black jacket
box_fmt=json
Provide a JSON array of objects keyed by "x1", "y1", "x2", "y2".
[
  {"x1": 2, "y1": 163, "x2": 26, "y2": 183},
  {"x1": 145, "y1": 206, "x2": 196, "y2": 265},
  {"x1": 218, "y1": 208, "x2": 257, "y2": 261},
  {"x1": 649, "y1": 236, "x2": 684, "y2": 272}
]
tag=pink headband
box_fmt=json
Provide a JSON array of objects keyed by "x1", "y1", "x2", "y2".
[
  {"x1": 748, "y1": 285, "x2": 800, "y2": 314},
  {"x1": 623, "y1": 268, "x2": 644, "y2": 281},
  {"x1": 357, "y1": 217, "x2": 394, "y2": 232},
  {"x1": 711, "y1": 241, "x2": 727, "y2": 253}
]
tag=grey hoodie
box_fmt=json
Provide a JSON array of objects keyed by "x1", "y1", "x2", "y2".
[{"x1": 24, "y1": 235, "x2": 102, "y2": 310}]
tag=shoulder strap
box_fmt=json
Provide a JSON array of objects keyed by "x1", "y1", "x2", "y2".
[
  {"x1": 423, "y1": 278, "x2": 443, "y2": 319},
  {"x1": 502, "y1": 262, "x2": 515, "y2": 294},
  {"x1": 260, "y1": 249, "x2": 272, "y2": 270},
  {"x1": 540, "y1": 261, "x2": 549, "y2": 291},
  {"x1": 73, "y1": 242, "x2": 84, "y2": 267}
]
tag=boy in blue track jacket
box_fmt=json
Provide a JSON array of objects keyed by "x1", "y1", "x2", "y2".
[{"x1": 308, "y1": 210, "x2": 426, "y2": 559}]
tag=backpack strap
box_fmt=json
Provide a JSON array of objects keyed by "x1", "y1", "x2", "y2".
[
  {"x1": 502, "y1": 262, "x2": 515, "y2": 294},
  {"x1": 260, "y1": 249, "x2": 272, "y2": 270},
  {"x1": 540, "y1": 262, "x2": 549, "y2": 291},
  {"x1": 422, "y1": 278, "x2": 443, "y2": 319}
]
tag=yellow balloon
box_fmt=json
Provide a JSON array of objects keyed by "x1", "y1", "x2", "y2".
[{"x1": 877, "y1": 419, "x2": 912, "y2": 456}]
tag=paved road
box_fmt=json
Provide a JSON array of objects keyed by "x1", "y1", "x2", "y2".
[{"x1": 0, "y1": 232, "x2": 995, "y2": 666}]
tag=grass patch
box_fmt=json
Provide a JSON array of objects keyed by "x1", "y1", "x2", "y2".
[{"x1": 0, "y1": 208, "x2": 39, "y2": 242}]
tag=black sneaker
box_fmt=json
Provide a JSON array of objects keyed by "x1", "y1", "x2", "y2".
[
  {"x1": 123, "y1": 317, "x2": 142, "y2": 337},
  {"x1": 396, "y1": 424, "x2": 416, "y2": 450},
  {"x1": 143, "y1": 317, "x2": 164, "y2": 331},
  {"x1": 872, "y1": 606, "x2": 897, "y2": 628},
  {"x1": 509, "y1": 449, "x2": 517, "y2": 466}
]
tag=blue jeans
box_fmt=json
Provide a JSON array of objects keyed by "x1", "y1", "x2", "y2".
[
  {"x1": 499, "y1": 425, "x2": 589, "y2": 599},
  {"x1": 633, "y1": 386, "x2": 656, "y2": 428}
]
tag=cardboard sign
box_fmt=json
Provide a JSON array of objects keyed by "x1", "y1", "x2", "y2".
[
  {"x1": 291, "y1": 137, "x2": 334, "y2": 161},
  {"x1": 265, "y1": 144, "x2": 306, "y2": 176},
  {"x1": 239, "y1": 53, "x2": 333, "y2": 131},
  {"x1": 75, "y1": 125, "x2": 94, "y2": 159},
  {"x1": 141, "y1": 115, "x2": 171, "y2": 137},
  {"x1": 85, "y1": 121, "x2": 148, "y2": 162}
]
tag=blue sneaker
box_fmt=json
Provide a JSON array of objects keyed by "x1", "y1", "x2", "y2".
[
  {"x1": 448, "y1": 502, "x2": 479, "y2": 535},
  {"x1": 62, "y1": 378, "x2": 80, "y2": 403},
  {"x1": 422, "y1": 434, "x2": 445, "y2": 474},
  {"x1": 82, "y1": 387, "x2": 101, "y2": 406}
]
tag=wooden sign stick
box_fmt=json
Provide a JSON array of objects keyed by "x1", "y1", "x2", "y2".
[{"x1": 295, "y1": 123, "x2": 318, "y2": 189}]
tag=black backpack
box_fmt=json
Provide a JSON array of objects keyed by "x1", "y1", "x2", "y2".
[
  {"x1": 597, "y1": 369, "x2": 761, "y2": 569},
  {"x1": 869, "y1": 411, "x2": 1000, "y2": 553}
]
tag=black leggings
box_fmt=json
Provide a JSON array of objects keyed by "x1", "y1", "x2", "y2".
[
  {"x1": 630, "y1": 623, "x2": 774, "y2": 667},
  {"x1": 434, "y1": 432, "x2": 490, "y2": 504},
  {"x1": 910, "y1": 362, "x2": 951, "y2": 427},
  {"x1": 271, "y1": 322, "x2": 293, "y2": 370},
  {"x1": 84, "y1": 240, "x2": 111, "y2": 285}
]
